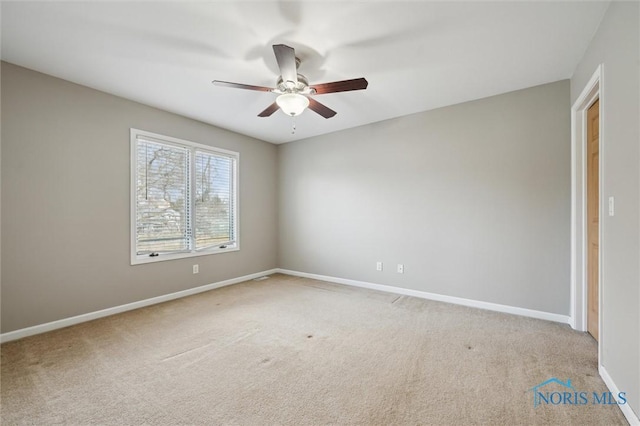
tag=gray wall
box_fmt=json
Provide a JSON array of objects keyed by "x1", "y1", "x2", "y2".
[
  {"x1": 278, "y1": 80, "x2": 571, "y2": 315},
  {"x1": 1, "y1": 62, "x2": 278, "y2": 333},
  {"x1": 571, "y1": 1, "x2": 640, "y2": 416}
]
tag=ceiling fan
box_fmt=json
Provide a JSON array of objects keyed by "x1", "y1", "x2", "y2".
[{"x1": 212, "y1": 44, "x2": 368, "y2": 119}]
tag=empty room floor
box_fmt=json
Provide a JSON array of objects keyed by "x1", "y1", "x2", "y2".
[{"x1": 0, "y1": 274, "x2": 627, "y2": 425}]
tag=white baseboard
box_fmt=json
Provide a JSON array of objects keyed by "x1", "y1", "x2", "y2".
[
  {"x1": 568, "y1": 315, "x2": 576, "y2": 330},
  {"x1": 0, "y1": 268, "x2": 573, "y2": 343},
  {"x1": 276, "y1": 268, "x2": 571, "y2": 325},
  {"x1": 600, "y1": 364, "x2": 640, "y2": 425},
  {"x1": 0, "y1": 269, "x2": 278, "y2": 343}
]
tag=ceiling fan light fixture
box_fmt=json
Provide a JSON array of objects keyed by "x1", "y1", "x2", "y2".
[
  {"x1": 276, "y1": 93, "x2": 309, "y2": 116},
  {"x1": 213, "y1": 44, "x2": 367, "y2": 119}
]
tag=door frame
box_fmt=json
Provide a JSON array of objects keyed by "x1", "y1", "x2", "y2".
[{"x1": 570, "y1": 64, "x2": 604, "y2": 359}]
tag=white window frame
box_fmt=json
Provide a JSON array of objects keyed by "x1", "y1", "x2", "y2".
[{"x1": 130, "y1": 128, "x2": 239, "y2": 265}]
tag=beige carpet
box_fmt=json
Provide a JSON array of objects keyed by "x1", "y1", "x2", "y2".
[{"x1": 0, "y1": 274, "x2": 628, "y2": 425}]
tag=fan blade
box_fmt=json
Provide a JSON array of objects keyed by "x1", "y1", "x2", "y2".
[
  {"x1": 311, "y1": 78, "x2": 368, "y2": 95},
  {"x1": 273, "y1": 44, "x2": 298, "y2": 85},
  {"x1": 308, "y1": 98, "x2": 337, "y2": 119},
  {"x1": 212, "y1": 80, "x2": 273, "y2": 92},
  {"x1": 258, "y1": 102, "x2": 280, "y2": 117}
]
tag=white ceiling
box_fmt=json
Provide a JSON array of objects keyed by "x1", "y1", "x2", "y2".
[{"x1": 1, "y1": 1, "x2": 609, "y2": 144}]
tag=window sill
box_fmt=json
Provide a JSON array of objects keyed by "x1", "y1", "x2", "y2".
[{"x1": 131, "y1": 245, "x2": 239, "y2": 265}]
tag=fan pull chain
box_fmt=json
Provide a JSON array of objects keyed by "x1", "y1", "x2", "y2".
[{"x1": 291, "y1": 117, "x2": 296, "y2": 134}]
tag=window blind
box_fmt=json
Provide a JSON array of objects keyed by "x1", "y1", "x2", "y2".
[
  {"x1": 194, "y1": 150, "x2": 235, "y2": 250},
  {"x1": 136, "y1": 139, "x2": 190, "y2": 254}
]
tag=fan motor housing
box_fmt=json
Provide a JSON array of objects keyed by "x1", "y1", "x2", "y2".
[{"x1": 276, "y1": 74, "x2": 312, "y2": 94}]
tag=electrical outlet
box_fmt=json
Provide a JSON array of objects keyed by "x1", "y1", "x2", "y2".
[
  {"x1": 397, "y1": 264, "x2": 404, "y2": 274},
  {"x1": 193, "y1": 264, "x2": 199, "y2": 274},
  {"x1": 376, "y1": 261, "x2": 383, "y2": 271}
]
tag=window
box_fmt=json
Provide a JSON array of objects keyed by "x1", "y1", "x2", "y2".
[{"x1": 130, "y1": 129, "x2": 238, "y2": 264}]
